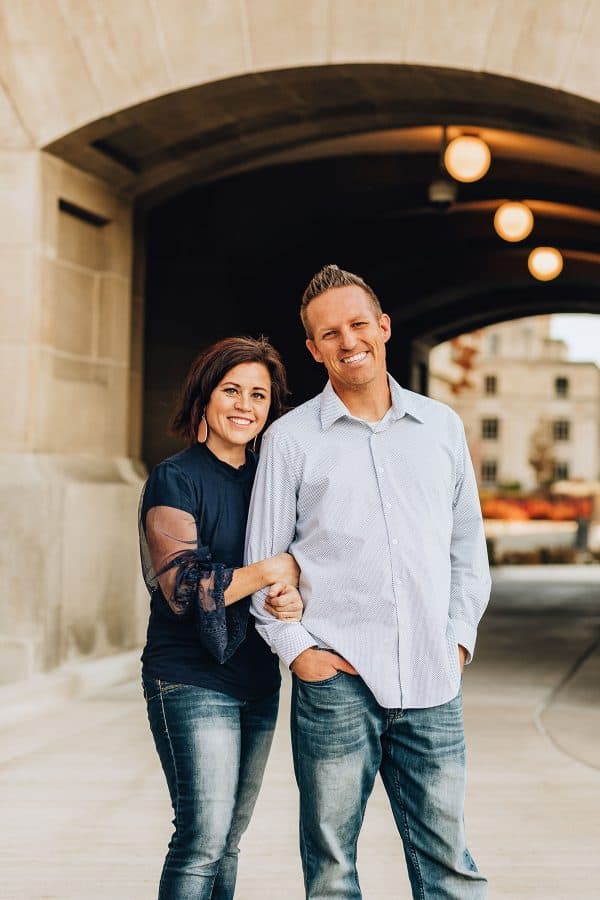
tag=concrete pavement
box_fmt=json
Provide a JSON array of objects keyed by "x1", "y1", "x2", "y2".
[{"x1": 1, "y1": 566, "x2": 599, "y2": 899}]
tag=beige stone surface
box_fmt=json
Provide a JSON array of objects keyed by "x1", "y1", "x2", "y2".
[
  {"x1": 0, "y1": 344, "x2": 33, "y2": 450},
  {"x1": 403, "y1": 0, "x2": 498, "y2": 70},
  {"x1": 0, "y1": 452, "x2": 146, "y2": 683},
  {"x1": 329, "y1": 0, "x2": 413, "y2": 63},
  {"x1": 153, "y1": 0, "x2": 249, "y2": 86},
  {"x1": 245, "y1": 0, "x2": 330, "y2": 71},
  {"x1": 562, "y1": 0, "x2": 600, "y2": 101},
  {"x1": 0, "y1": 150, "x2": 38, "y2": 244},
  {"x1": 98, "y1": 274, "x2": 131, "y2": 363},
  {"x1": 0, "y1": 0, "x2": 598, "y2": 152},
  {"x1": 485, "y1": 0, "x2": 590, "y2": 88},
  {"x1": 0, "y1": 82, "x2": 31, "y2": 149},
  {"x1": 58, "y1": 0, "x2": 173, "y2": 112},
  {"x1": 0, "y1": 1, "x2": 103, "y2": 145},
  {"x1": 0, "y1": 246, "x2": 35, "y2": 343}
]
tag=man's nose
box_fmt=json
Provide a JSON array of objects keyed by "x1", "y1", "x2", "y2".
[{"x1": 339, "y1": 328, "x2": 358, "y2": 349}]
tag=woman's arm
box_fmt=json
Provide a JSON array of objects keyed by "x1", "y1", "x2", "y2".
[{"x1": 145, "y1": 505, "x2": 299, "y2": 612}]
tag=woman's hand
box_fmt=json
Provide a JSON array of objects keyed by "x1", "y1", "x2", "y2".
[
  {"x1": 264, "y1": 552, "x2": 300, "y2": 588},
  {"x1": 264, "y1": 583, "x2": 303, "y2": 621}
]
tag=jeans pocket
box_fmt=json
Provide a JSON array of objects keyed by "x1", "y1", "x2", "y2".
[
  {"x1": 142, "y1": 676, "x2": 161, "y2": 703},
  {"x1": 296, "y1": 671, "x2": 345, "y2": 687}
]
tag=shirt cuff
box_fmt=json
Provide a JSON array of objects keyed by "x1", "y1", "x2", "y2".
[
  {"x1": 450, "y1": 618, "x2": 478, "y2": 665},
  {"x1": 262, "y1": 623, "x2": 319, "y2": 669}
]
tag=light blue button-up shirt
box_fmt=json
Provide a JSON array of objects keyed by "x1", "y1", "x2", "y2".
[{"x1": 244, "y1": 375, "x2": 491, "y2": 709}]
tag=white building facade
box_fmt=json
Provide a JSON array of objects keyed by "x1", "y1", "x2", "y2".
[{"x1": 430, "y1": 316, "x2": 600, "y2": 492}]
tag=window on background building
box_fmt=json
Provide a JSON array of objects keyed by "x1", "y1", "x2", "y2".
[
  {"x1": 553, "y1": 461, "x2": 569, "y2": 481},
  {"x1": 484, "y1": 374, "x2": 497, "y2": 395},
  {"x1": 553, "y1": 420, "x2": 570, "y2": 441},
  {"x1": 481, "y1": 460, "x2": 498, "y2": 483},
  {"x1": 488, "y1": 333, "x2": 500, "y2": 356},
  {"x1": 555, "y1": 376, "x2": 569, "y2": 397},
  {"x1": 482, "y1": 418, "x2": 499, "y2": 440}
]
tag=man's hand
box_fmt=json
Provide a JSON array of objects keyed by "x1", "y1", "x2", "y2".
[
  {"x1": 290, "y1": 648, "x2": 358, "y2": 683},
  {"x1": 458, "y1": 644, "x2": 468, "y2": 673},
  {"x1": 264, "y1": 583, "x2": 303, "y2": 621}
]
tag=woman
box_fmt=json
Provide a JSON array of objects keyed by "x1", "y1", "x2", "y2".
[{"x1": 139, "y1": 335, "x2": 301, "y2": 899}]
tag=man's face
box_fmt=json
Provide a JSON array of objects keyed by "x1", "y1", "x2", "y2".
[{"x1": 305, "y1": 285, "x2": 391, "y2": 392}]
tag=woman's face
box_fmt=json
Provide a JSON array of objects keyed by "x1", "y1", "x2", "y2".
[{"x1": 203, "y1": 362, "x2": 272, "y2": 454}]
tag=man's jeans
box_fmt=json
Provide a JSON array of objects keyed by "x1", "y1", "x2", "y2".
[
  {"x1": 143, "y1": 677, "x2": 279, "y2": 900},
  {"x1": 291, "y1": 672, "x2": 487, "y2": 899}
]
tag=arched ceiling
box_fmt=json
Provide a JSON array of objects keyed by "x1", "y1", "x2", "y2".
[
  {"x1": 44, "y1": 64, "x2": 600, "y2": 419},
  {"x1": 44, "y1": 64, "x2": 600, "y2": 208}
]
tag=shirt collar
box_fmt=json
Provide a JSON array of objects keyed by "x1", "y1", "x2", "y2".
[{"x1": 319, "y1": 374, "x2": 425, "y2": 430}]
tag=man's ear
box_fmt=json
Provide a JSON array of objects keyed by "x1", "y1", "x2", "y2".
[
  {"x1": 380, "y1": 313, "x2": 391, "y2": 344},
  {"x1": 306, "y1": 338, "x2": 323, "y2": 363}
]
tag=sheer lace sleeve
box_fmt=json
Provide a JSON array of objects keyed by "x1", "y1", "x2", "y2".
[{"x1": 138, "y1": 469, "x2": 246, "y2": 663}]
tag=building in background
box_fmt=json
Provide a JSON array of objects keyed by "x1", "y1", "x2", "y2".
[{"x1": 429, "y1": 316, "x2": 600, "y2": 492}]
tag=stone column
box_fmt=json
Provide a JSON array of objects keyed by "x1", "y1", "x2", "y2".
[{"x1": 0, "y1": 150, "x2": 147, "y2": 685}]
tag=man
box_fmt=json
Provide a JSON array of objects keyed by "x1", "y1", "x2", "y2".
[{"x1": 245, "y1": 264, "x2": 491, "y2": 899}]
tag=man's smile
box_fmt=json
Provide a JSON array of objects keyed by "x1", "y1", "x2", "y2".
[{"x1": 341, "y1": 351, "x2": 368, "y2": 365}]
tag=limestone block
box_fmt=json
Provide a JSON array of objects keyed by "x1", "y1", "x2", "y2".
[
  {"x1": 0, "y1": 83, "x2": 31, "y2": 150},
  {"x1": 485, "y1": 0, "x2": 589, "y2": 89},
  {"x1": 128, "y1": 370, "x2": 143, "y2": 460},
  {"x1": 104, "y1": 201, "x2": 133, "y2": 279},
  {"x1": 57, "y1": 208, "x2": 106, "y2": 271},
  {"x1": 402, "y1": 0, "x2": 498, "y2": 70},
  {"x1": 129, "y1": 296, "x2": 144, "y2": 375},
  {"x1": 0, "y1": 247, "x2": 35, "y2": 343},
  {"x1": 54, "y1": 156, "x2": 119, "y2": 225},
  {"x1": 0, "y1": 151, "x2": 38, "y2": 245},
  {"x1": 330, "y1": 0, "x2": 413, "y2": 63},
  {"x1": 58, "y1": 0, "x2": 173, "y2": 113},
  {"x1": 41, "y1": 260, "x2": 96, "y2": 357},
  {"x1": 35, "y1": 349, "x2": 128, "y2": 456},
  {"x1": 153, "y1": 0, "x2": 248, "y2": 87},
  {"x1": 98, "y1": 274, "x2": 131, "y2": 363},
  {"x1": 245, "y1": 0, "x2": 329, "y2": 70},
  {"x1": 0, "y1": 344, "x2": 31, "y2": 450},
  {"x1": 0, "y1": 1, "x2": 103, "y2": 145},
  {"x1": 0, "y1": 639, "x2": 36, "y2": 684},
  {"x1": 561, "y1": 1, "x2": 600, "y2": 101},
  {"x1": 61, "y1": 476, "x2": 143, "y2": 658},
  {"x1": 0, "y1": 451, "x2": 146, "y2": 683}
]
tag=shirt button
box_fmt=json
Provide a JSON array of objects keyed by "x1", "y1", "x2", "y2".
[{"x1": 391, "y1": 538, "x2": 398, "y2": 545}]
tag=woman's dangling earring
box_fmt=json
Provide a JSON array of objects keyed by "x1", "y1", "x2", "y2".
[
  {"x1": 251, "y1": 435, "x2": 257, "y2": 453},
  {"x1": 198, "y1": 412, "x2": 208, "y2": 444}
]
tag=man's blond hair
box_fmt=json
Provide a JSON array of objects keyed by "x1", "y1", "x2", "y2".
[{"x1": 300, "y1": 264, "x2": 383, "y2": 339}]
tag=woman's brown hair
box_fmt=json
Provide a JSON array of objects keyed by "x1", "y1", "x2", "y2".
[{"x1": 169, "y1": 335, "x2": 290, "y2": 446}]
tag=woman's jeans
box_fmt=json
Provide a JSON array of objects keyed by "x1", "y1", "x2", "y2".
[
  {"x1": 143, "y1": 677, "x2": 279, "y2": 900},
  {"x1": 291, "y1": 672, "x2": 487, "y2": 899}
]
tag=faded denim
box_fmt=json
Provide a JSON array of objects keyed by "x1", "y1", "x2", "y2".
[
  {"x1": 144, "y1": 677, "x2": 278, "y2": 900},
  {"x1": 291, "y1": 672, "x2": 487, "y2": 900}
]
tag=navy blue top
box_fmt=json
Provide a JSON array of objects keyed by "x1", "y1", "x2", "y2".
[{"x1": 139, "y1": 442, "x2": 281, "y2": 701}]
